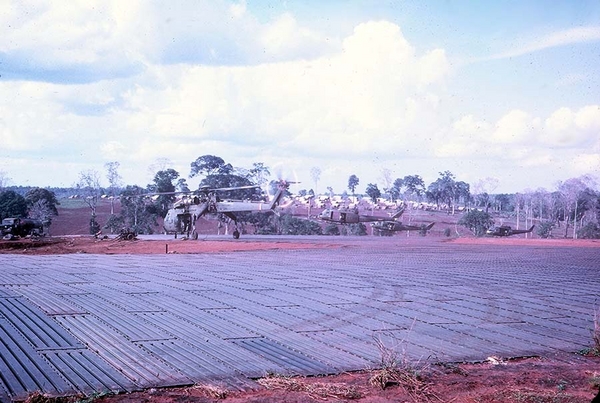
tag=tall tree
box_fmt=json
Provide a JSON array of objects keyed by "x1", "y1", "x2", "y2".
[
  {"x1": 25, "y1": 188, "x2": 59, "y2": 228},
  {"x1": 558, "y1": 176, "x2": 593, "y2": 238},
  {"x1": 249, "y1": 162, "x2": 271, "y2": 186},
  {"x1": 76, "y1": 169, "x2": 102, "y2": 234},
  {"x1": 104, "y1": 162, "x2": 123, "y2": 216},
  {"x1": 119, "y1": 185, "x2": 158, "y2": 234},
  {"x1": 380, "y1": 168, "x2": 393, "y2": 199},
  {"x1": 25, "y1": 188, "x2": 59, "y2": 216},
  {"x1": 403, "y1": 175, "x2": 426, "y2": 200},
  {"x1": 310, "y1": 167, "x2": 321, "y2": 195},
  {"x1": 148, "y1": 169, "x2": 180, "y2": 217},
  {"x1": 190, "y1": 155, "x2": 232, "y2": 178},
  {"x1": 365, "y1": 183, "x2": 381, "y2": 204},
  {"x1": 0, "y1": 190, "x2": 28, "y2": 220},
  {"x1": 348, "y1": 175, "x2": 359, "y2": 197}
]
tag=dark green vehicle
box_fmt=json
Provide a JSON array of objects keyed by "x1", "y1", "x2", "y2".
[{"x1": 1, "y1": 217, "x2": 44, "y2": 238}]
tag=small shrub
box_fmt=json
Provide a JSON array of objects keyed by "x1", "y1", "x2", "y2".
[
  {"x1": 458, "y1": 210, "x2": 494, "y2": 237},
  {"x1": 323, "y1": 223, "x2": 340, "y2": 235},
  {"x1": 577, "y1": 222, "x2": 600, "y2": 239},
  {"x1": 537, "y1": 220, "x2": 555, "y2": 238},
  {"x1": 346, "y1": 223, "x2": 368, "y2": 236}
]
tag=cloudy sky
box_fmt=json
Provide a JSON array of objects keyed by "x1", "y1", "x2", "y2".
[{"x1": 1, "y1": 0, "x2": 599, "y2": 194}]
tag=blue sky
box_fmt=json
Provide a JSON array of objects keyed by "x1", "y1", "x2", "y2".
[{"x1": 1, "y1": 0, "x2": 599, "y2": 194}]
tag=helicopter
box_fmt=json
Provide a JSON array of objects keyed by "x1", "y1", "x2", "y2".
[
  {"x1": 317, "y1": 207, "x2": 405, "y2": 224},
  {"x1": 371, "y1": 220, "x2": 435, "y2": 236},
  {"x1": 486, "y1": 225, "x2": 535, "y2": 237},
  {"x1": 162, "y1": 181, "x2": 291, "y2": 239}
]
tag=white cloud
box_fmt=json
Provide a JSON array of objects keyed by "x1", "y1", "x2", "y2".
[
  {"x1": 492, "y1": 110, "x2": 539, "y2": 144},
  {"x1": 542, "y1": 105, "x2": 600, "y2": 147},
  {"x1": 486, "y1": 26, "x2": 600, "y2": 61}
]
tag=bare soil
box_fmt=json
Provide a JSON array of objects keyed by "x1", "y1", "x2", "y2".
[{"x1": 94, "y1": 355, "x2": 600, "y2": 403}]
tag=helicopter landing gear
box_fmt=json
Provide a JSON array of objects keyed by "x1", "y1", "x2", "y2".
[{"x1": 232, "y1": 229, "x2": 240, "y2": 239}]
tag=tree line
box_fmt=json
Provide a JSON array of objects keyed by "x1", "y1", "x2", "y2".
[{"x1": 1, "y1": 157, "x2": 599, "y2": 238}]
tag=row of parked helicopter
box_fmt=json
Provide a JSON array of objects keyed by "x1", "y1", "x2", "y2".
[{"x1": 160, "y1": 181, "x2": 534, "y2": 239}]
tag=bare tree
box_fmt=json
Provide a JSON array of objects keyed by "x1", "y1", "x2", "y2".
[
  {"x1": 104, "y1": 162, "x2": 123, "y2": 216},
  {"x1": 557, "y1": 176, "x2": 594, "y2": 238},
  {"x1": 0, "y1": 171, "x2": 11, "y2": 189},
  {"x1": 28, "y1": 200, "x2": 53, "y2": 234},
  {"x1": 472, "y1": 177, "x2": 499, "y2": 212},
  {"x1": 77, "y1": 169, "x2": 102, "y2": 234},
  {"x1": 147, "y1": 158, "x2": 173, "y2": 179},
  {"x1": 379, "y1": 168, "x2": 393, "y2": 199},
  {"x1": 310, "y1": 167, "x2": 321, "y2": 195}
]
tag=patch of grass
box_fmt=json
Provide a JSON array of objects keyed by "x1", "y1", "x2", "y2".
[
  {"x1": 191, "y1": 384, "x2": 228, "y2": 399},
  {"x1": 24, "y1": 391, "x2": 110, "y2": 403},
  {"x1": 589, "y1": 371, "x2": 600, "y2": 389},
  {"x1": 593, "y1": 306, "x2": 600, "y2": 354},
  {"x1": 368, "y1": 327, "x2": 441, "y2": 402},
  {"x1": 477, "y1": 389, "x2": 587, "y2": 402},
  {"x1": 257, "y1": 373, "x2": 362, "y2": 400}
]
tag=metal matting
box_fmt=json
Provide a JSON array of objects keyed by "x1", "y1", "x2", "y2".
[{"x1": 0, "y1": 238, "x2": 599, "y2": 401}]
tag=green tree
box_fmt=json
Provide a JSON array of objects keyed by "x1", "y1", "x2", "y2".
[
  {"x1": 403, "y1": 175, "x2": 426, "y2": 199},
  {"x1": 148, "y1": 169, "x2": 180, "y2": 217},
  {"x1": 365, "y1": 183, "x2": 381, "y2": 204},
  {"x1": 389, "y1": 178, "x2": 403, "y2": 202},
  {"x1": 190, "y1": 155, "x2": 232, "y2": 178},
  {"x1": 0, "y1": 190, "x2": 28, "y2": 220},
  {"x1": 119, "y1": 186, "x2": 158, "y2": 234},
  {"x1": 249, "y1": 162, "x2": 271, "y2": 186},
  {"x1": 458, "y1": 210, "x2": 494, "y2": 237},
  {"x1": 348, "y1": 174, "x2": 360, "y2": 197},
  {"x1": 278, "y1": 214, "x2": 323, "y2": 235}
]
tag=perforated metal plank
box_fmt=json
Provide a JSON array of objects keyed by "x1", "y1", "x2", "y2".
[
  {"x1": 0, "y1": 317, "x2": 73, "y2": 401},
  {"x1": 0, "y1": 297, "x2": 83, "y2": 350},
  {"x1": 194, "y1": 289, "x2": 296, "y2": 308},
  {"x1": 210, "y1": 309, "x2": 365, "y2": 370},
  {"x1": 87, "y1": 292, "x2": 165, "y2": 313},
  {"x1": 56, "y1": 315, "x2": 187, "y2": 388},
  {"x1": 0, "y1": 287, "x2": 21, "y2": 298},
  {"x1": 238, "y1": 305, "x2": 330, "y2": 333},
  {"x1": 138, "y1": 311, "x2": 288, "y2": 377},
  {"x1": 232, "y1": 338, "x2": 335, "y2": 375},
  {"x1": 0, "y1": 381, "x2": 10, "y2": 403},
  {"x1": 146, "y1": 304, "x2": 259, "y2": 339},
  {"x1": 43, "y1": 349, "x2": 136, "y2": 394},
  {"x1": 0, "y1": 272, "x2": 32, "y2": 286},
  {"x1": 139, "y1": 339, "x2": 247, "y2": 384},
  {"x1": 18, "y1": 288, "x2": 88, "y2": 316},
  {"x1": 61, "y1": 294, "x2": 173, "y2": 342}
]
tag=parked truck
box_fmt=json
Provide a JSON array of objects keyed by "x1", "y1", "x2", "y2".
[{"x1": 1, "y1": 218, "x2": 44, "y2": 239}]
